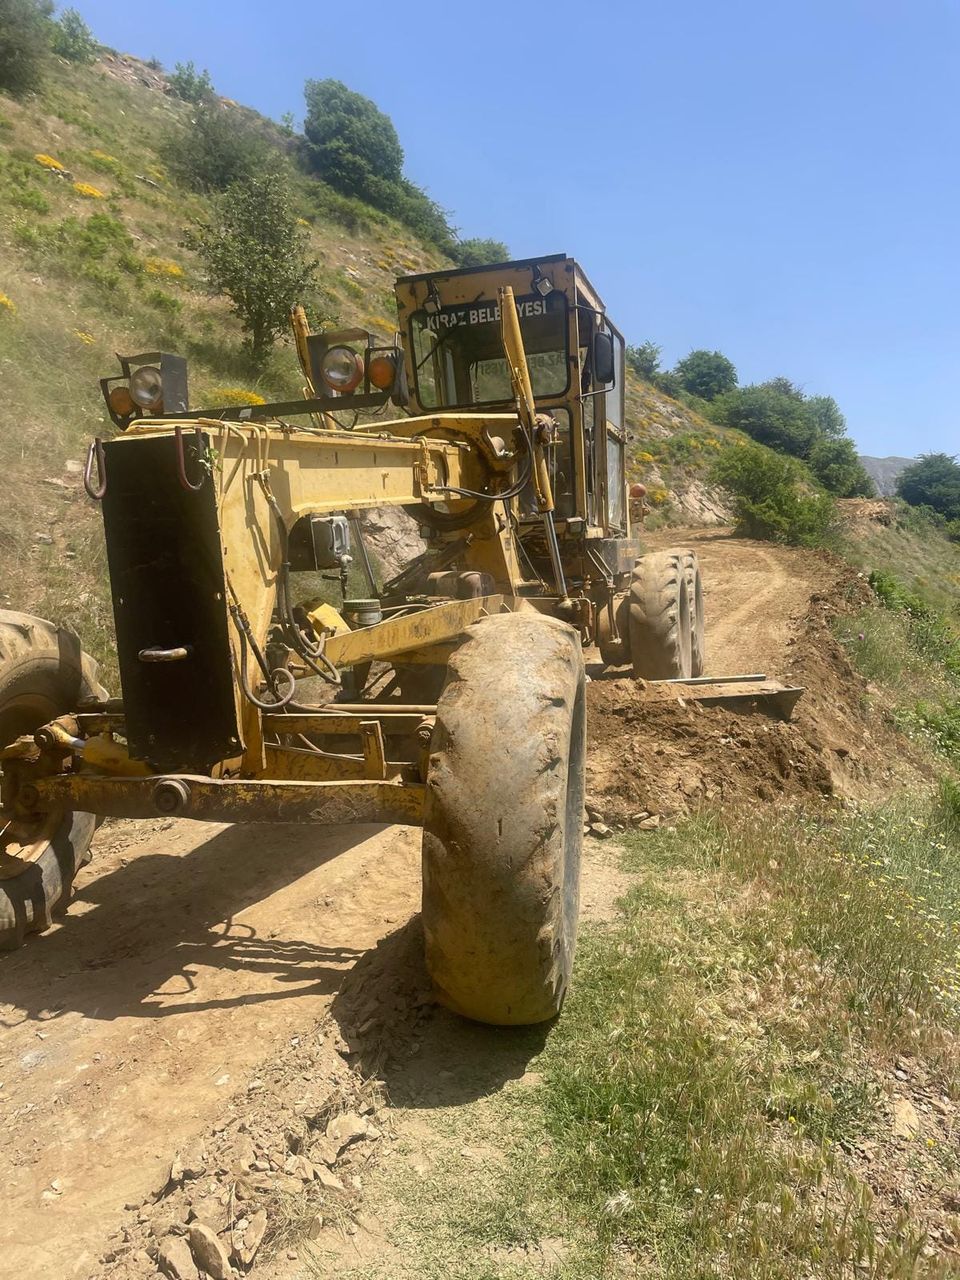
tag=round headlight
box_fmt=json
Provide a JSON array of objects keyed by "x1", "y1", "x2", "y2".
[
  {"x1": 320, "y1": 346, "x2": 363, "y2": 393},
  {"x1": 108, "y1": 384, "x2": 136, "y2": 418},
  {"x1": 130, "y1": 365, "x2": 163, "y2": 410},
  {"x1": 368, "y1": 353, "x2": 397, "y2": 391}
]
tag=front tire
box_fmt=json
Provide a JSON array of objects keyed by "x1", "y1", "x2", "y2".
[
  {"x1": 0, "y1": 612, "x2": 105, "y2": 950},
  {"x1": 421, "y1": 613, "x2": 585, "y2": 1025}
]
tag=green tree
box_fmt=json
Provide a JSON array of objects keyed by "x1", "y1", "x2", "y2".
[
  {"x1": 807, "y1": 436, "x2": 875, "y2": 497},
  {"x1": 185, "y1": 173, "x2": 317, "y2": 364},
  {"x1": 299, "y1": 79, "x2": 455, "y2": 250},
  {"x1": 896, "y1": 453, "x2": 960, "y2": 521},
  {"x1": 712, "y1": 443, "x2": 835, "y2": 546},
  {"x1": 302, "y1": 79, "x2": 404, "y2": 201},
  {"x1": 625, "y1": 341, "x2": 662, "y2": 380},
  {"x1": 164, "y1": 103, "x2": 268, "y2": 193},
  {"x1": 674, "y1": 349, "x2": 737, "y2": 400},
  {"x1": 50, "y1": 8, "x2": 97, "y2": 62},
  {"x1": 761, "y1": 375, "x2": 805, "y2": 401},
  {"x1": 805, "y1": 394, "x2": 847, "y2": 439},
  {"x1": 168, "y1": 60, "x2": 214, "y2": 104},
  {"x1": 0, "y1": 0, "x2": 52, "y2": 97},
  {"x1": 712, "y1": 383, "x2": 819, "y2": 457},
  {"x1": 450, "y1": 237, "x2": 509, "y2": 268}
]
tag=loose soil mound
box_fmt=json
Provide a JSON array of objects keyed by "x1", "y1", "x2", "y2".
[{"x1": 586, "y1": 552, "x2": 932, "y2": 824}]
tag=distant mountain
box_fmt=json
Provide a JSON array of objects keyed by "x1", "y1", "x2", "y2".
[{"x1": 858, "y1": 455, "x2": 914, "y2": 497}]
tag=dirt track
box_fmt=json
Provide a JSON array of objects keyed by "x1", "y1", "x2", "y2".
[{"x1": 0, "y1": 532, "x2": 855, "y2": 1279}]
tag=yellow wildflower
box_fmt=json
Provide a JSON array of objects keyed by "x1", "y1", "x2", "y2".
[
  {"x1": 637, "y1": 451, "x2": 655, "y2": 463},
  {"x1": 0, "y1": 292, "x2": 16, "y2": 314},
  {"x1": 649, "y1": 488, "x2": 670, "y2": 506},
  {"x1": 145, "y1": 258, "x2": 184, "y2": 277},
  {"x1": 35, "y1": 153, "x2": 65, "y2": 172},
  {"x1": 296, "y1": 217, "x2": 310, "y2": 227},
  {"x1": 89, "y1": 149, "x2": 118, "y2": 165},
  {"x1": 73, "y1": 329, "x2": 95, "y2": 345},
  {"x1": 208, "y1": 387, "x2": 267, "y2": 407},
  {"x1": 73, "y1": 182, "x2": 105, "y2": 199}
]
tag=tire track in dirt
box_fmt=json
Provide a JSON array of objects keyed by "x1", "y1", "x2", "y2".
[{"x1": 0, "y1": 820, "x2": 421, "y2": 1279}]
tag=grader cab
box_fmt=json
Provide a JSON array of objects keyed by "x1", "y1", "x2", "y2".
[{"x1": 0, "y1": 255, "x2": 792, "y2": 1024}]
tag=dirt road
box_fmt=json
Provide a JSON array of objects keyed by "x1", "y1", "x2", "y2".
[
  {"x1": 0, "y1": 530, "x2": 836, "y2": 1280},
  {"x1": 644, "y1": 527, "x2": 836, "y2": 675}
]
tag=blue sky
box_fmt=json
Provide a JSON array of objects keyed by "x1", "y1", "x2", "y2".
[{"x1": 74, "y1": 0, "x2": 958, "y2": 457}]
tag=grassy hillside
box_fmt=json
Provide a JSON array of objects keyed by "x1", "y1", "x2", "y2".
[{"x1": 0, "y1": 52, "x2": 445, "y2": 677}]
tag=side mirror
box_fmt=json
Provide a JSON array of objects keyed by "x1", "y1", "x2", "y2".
[{"x1": 593, "y1": 332, "x2": 615, "y2": 386}]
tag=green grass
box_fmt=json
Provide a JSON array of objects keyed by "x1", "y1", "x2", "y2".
[
  {"x1": 331, "y1": 797, "x2": 960, "y2": 1280},
  {"x1": 835, "y1": 563, "x2": 960, "y2": 765}
]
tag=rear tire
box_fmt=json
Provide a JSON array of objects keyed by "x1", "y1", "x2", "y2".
[
  {"x1": 421, "y1": 613, "x2": 585, "y2": 1025},
  {"x1": 683, "y1": 551, "x2": 706, "y2": 677},
  {"x1": 0, "y1": 612, "x2": 105, "y2": 951},
  {"x1": 629, "y1": 550, "x2": 692, "y2": 679}
]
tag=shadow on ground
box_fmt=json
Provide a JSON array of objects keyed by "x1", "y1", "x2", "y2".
[
  {"x1": 331, "y1": 915, "x2": 550, "y2": 1108},
  {"x1": 0, "y1": 821, "x2": 375, "y2": 1026}
]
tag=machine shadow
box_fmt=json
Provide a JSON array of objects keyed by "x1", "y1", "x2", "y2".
[
  {"x1": 331, "y1": 915, "x2": 550, "y2": 1109},
  {"x1": 0, "y1": 821, "x2": 385, "y2": 1027}
]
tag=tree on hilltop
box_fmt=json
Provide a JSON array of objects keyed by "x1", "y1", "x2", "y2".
[
  {"x1": 896, "y1": 453, "x2": 960, "y2": 521},
  {"x1": 674, "y1": 349, "x2": 738, "y2": 400}
]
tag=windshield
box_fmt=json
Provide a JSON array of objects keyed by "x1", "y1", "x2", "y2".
[{"x1": 410, "y1": 292, "x2": 568, "y2": 409}]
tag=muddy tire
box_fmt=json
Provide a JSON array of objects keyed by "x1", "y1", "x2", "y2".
[
  {"x1": 0, "y1": 612, "x2": 105, "y2": 951},
  {"x1": 421, "y1": 613, "x2": 585, "y2": 1025},
  {"x1": 683, "y1": 551, "x2": 706, "y2": 677},
  {"x1": 629, "y1": 550, "x2": 692, "y2": 680}
]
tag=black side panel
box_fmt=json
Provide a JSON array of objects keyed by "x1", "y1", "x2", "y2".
[
  {"x1": 101, "y1": 432, "x2": 240, "y2": 771},
  {"x1": 590, "y1": 536, "x2": 643, "y2": 577}
]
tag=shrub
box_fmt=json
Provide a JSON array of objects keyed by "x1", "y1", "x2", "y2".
[
  {"x1": 11, "y1": 185, "x2": 48, "y2": 212},
  {"x1": 167, "y1": 60, "x2": 214, "y2": 104},
  {"x1": 164, "y1": 103, "x2": 269, "y2": 193},
  {"x1": 145, "y1": 288, "x2": 181, "y2": 315},
  {"x1": 0, "y1": 0, "x2": 52, "y2": 97},
  {"x1": 449, "y1": 237, "x2": 509, "y2": 267},
  {"x1": 86, "y1": 149, "x2": 123, "y2": 177},
  {"x1": 674, "y1": 348, "x2": 737, "y2": 400},
  {"x1": 50, "y1": 8, "x2": 98, "y2": 63},
  {"x1": 184, "y1": 173, "x2": 317, "y2": 363},
  {"x1": 712, "y1": 442, "x2": 834, "y2": 546}
]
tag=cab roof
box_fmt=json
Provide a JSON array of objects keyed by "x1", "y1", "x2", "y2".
[{"x1": 395, "y1": 254, "x2": 606, "y2": 312}]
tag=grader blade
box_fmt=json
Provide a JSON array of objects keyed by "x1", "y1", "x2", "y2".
[{"x1": 644, "y1": 674, "x2": 805, "y2": 722}]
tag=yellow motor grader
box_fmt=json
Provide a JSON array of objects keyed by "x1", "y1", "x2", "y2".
[{"x1": 0, "y1": 255, "x2": 786, "y2": 1024}]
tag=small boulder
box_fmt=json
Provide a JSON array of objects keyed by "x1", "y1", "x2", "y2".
[
  {"x1": 158, "y1": 1235, "x2": 200, "y2": 1280},
  {"x1": 892, "y1": 1097, "x2": 921, "y2": 1139},
  {"x1": 188, "y1": 1222, "x2": 233, "y2": 1279},
  {"x1": 326, "y1": 1111, "x2": 369, "y2": 1153}
]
